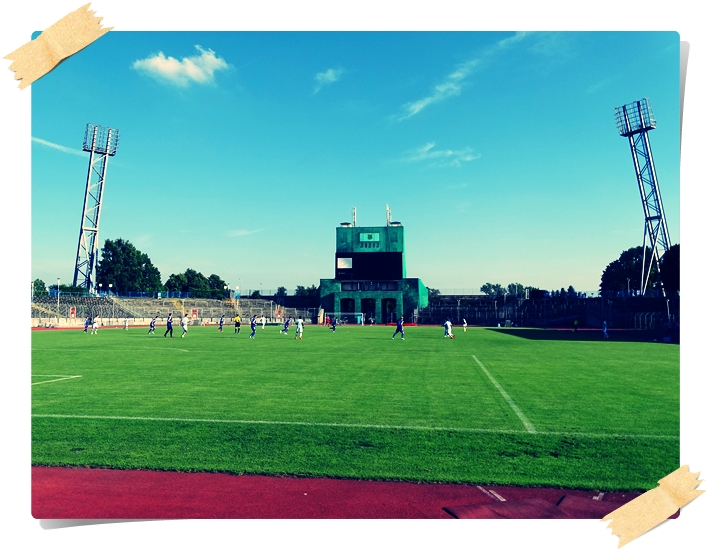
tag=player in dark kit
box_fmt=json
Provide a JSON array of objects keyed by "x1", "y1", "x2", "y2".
[
  {"x1": 250, "y1": 315, "x2": 257, "y2": 339},
  {"x1": 331, "y1": 317, "x2": 338, "y2": 332},
  {"x1": 164, "y1": 313, "x2": 173, "y2": 337},
  {"x1": 148, "y1": 316, "x2": 157, "y2": 335},
  {"x1": 392, "y1": 316, "x2": 405, "y2": 340},
  {"x1": 218, "y1": 315, "x2": 225, "y2": 332},
  {"x1": 83, "y1": 317, "x2": 90, "y2": 333},
  {"x1": 281, "y1": 317, "x2": 291, "y2": 334}
]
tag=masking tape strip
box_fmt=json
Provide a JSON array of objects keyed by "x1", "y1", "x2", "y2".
[
  {"x1": 4, "y1": 3, "x2": 111, "y2": 90},
  {"x1": 601, "y1": 465, "x2": 704, "y2": 547}
]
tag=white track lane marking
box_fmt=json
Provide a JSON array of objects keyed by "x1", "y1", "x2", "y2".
[
  {"x1": 29, "y1": 414, "x2": 678, "y2": 439},
  {"x1": 476, "y1": 486, "x2": 507, "y2": 501},
  {"x1": 31, "y1": 376, "x2": 82, "y2": 386},
  {"x1": 472, "y1": 355, "x2": 536, "y2": 433}
]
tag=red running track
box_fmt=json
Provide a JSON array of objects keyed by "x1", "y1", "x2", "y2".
[{"x1": 32, "y1": 467, "x2": 671, "y2": 520}]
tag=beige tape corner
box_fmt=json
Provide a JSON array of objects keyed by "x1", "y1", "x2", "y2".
[
  {"x1": 4, "y1": 3, "x2": 112, "y2": 90},
  {"x1": 601, "y1": 465, "x2": 704, "y2": 547}
]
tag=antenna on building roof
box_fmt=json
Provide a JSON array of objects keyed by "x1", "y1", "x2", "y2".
[
  {"x1": 353, "y1": 206, "x2": 356, "y2": 227},
  {"x1": 386, "y1": 204, "x2": 392, "y2": 226}
]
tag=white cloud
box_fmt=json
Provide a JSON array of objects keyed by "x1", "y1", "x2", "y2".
[
  {"x1": 530, "y1": 32, "x2": 576, "y2": 61},
  {"x1": 132, "y1": 45, "x2": 229, "y2": 87},
  {"x1": 403, "y1": 142, "x2": 481, "y2": 168},
  {"x1": 228, "y1": 229, "x2": 263, "y2": 238},
  {"x1": 314, "y1": 67, "x2": 343, "y2": 94},
  {"x1": 395, "y1": 32, "x2": 528, "y2": 120},
  {"x1": 31, "y1": 137, "x2": 85, "y2": 157}
]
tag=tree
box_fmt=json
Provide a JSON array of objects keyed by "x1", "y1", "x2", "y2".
[
  {"x1": 660, "y1": 244, "x2": 680, "y2": 295},
  {"x1": 250, "y1": 290, "x2": 261, "y2": 298},
  {"x1": 567, "y1": 285, "x2": 576, "y2": 297},
  {"x1": 96, "y1": 238, "x2": 163, "y2": 293},
  {"x1": 164, "y1": 269, "x2": 229, "y2": 297},
  {"x1": 184, "y1": 269, "x2": 211, "y2": 294},
  {"x1": 507, "y1": 283, "x2": 525, "y2": 297},
  {"x1": 427, "y1": 287, "x2": 441, "y2": 299},
  {"x1": 600, "y1": 246, "x2": 659, "y2": 294},
  {"x1": 480, "y1": 283, "x2": 505, "y2": 297},
  {"x1": 275, "y1": 287, "x2": 288, "y2": 297},
  {"x1": 164, "y1": 273, "x2": 188, "y2": 292},
  {"x1": 33, "y1": 279, "x2": 47, "y2": 295},
  {"x1": 207, "y1": 274, "x2": 227, "y2": 292},
  {"x1": 293, "y1": 284, "x2": 320, "y2": 297},
  {"x1": 306, "y1": 284, "x2": 319, "y2": 297}
]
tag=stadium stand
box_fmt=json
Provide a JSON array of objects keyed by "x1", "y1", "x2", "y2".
[
  {"x1": 31, "y1": 295, "x2": 317, "y2": 327},
  {"x1": 32, "y1": 296, "x2": 135, "y2": 325}
]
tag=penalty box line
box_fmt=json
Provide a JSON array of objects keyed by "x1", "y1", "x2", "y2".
[
  {"x1": 29, "y1": 414, "x2": 678, "y2": 440},
  {"x1": 472, "y1": 354, "x2": 536, "y2": 434}
]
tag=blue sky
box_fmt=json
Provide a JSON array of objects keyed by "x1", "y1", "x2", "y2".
[{"x1": 30, "y1": 31, "x2": 680, "y2": 293}]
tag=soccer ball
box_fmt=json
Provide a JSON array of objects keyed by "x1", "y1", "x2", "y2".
[{"x1": 450, "y1": 334, "x2": 455, "y2": 339}]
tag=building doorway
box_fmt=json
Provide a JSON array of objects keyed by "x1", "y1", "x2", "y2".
[
  {"x1": 381, "y1": 298, "x2": 397, "y2": 324},
  {"x1": 361, "y1": 298, "x2": 375, "y2": 323}
]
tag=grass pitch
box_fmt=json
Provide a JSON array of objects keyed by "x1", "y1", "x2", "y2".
[{"x1": 32, "y1": 324, "x2": 679, "y2": 491}]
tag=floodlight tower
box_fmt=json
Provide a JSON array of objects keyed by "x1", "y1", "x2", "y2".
[
  {"x1": 614, "y1": 98, "x2": 670, "y2": 296},
  {"x1": 72, "y1": 123, "x2": 120, "y2": 293}
]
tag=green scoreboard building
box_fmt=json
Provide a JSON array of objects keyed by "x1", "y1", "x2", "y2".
[{"x1": 319, "y1": 221, "x2": 428, "y2": 323}]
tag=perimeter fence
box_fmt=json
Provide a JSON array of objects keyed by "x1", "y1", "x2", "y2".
[{"x1": 417, "y1": 295, "x2": 679, "y2": 333}]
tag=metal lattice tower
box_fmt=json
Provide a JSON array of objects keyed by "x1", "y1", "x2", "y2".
[
  {"x1": 72, "y1": 123, "x2": 120, "y2": 293},
  {"x1": 615, "y1": 98, "x2": 670, "y2": 295}
]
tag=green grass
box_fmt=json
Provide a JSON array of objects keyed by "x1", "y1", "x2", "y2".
[{"x1": 31, "y1": 325, "x2": 679, "y2": 491}]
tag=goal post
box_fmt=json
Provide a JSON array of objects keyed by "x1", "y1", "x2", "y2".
[{"x1": 322, "y1": 312, "x2": 366, "y2": 326}]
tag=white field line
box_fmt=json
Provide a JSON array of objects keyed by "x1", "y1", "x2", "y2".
[
  {"x1": 31, "y1": 375, "x2": 82, "y2": 386},
  {"x1": 32, "y1": 348, "x2": 189, "y2": 352},
  {"x1": 472, "y1": 354, "x2": 536, "y2": 433},
  {"x1": 29, "y1": 414, "x2": 678, "y2": 439}
]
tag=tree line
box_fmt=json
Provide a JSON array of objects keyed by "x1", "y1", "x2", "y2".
[
  {"x1": 32, "y1": 238, "x2": 680, "y2": 299},
  {"x1": 599, "y1": 244, "x2": 679, "y2": 295},
  {"x1": 427, "y1": 244, "x2": 680, "y2": 299}
]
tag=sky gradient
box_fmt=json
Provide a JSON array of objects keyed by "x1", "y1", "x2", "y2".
[{"x1": 31, "y1": 31, "x2": 680, "y2": 294}]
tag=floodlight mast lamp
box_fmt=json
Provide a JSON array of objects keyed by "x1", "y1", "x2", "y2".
[
  {"x1": 72, "y1": 123, "x2": 120, "y2": 294},
  {"x1": 615, "y1": 98, "x2": 671, "y2": 296}
]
